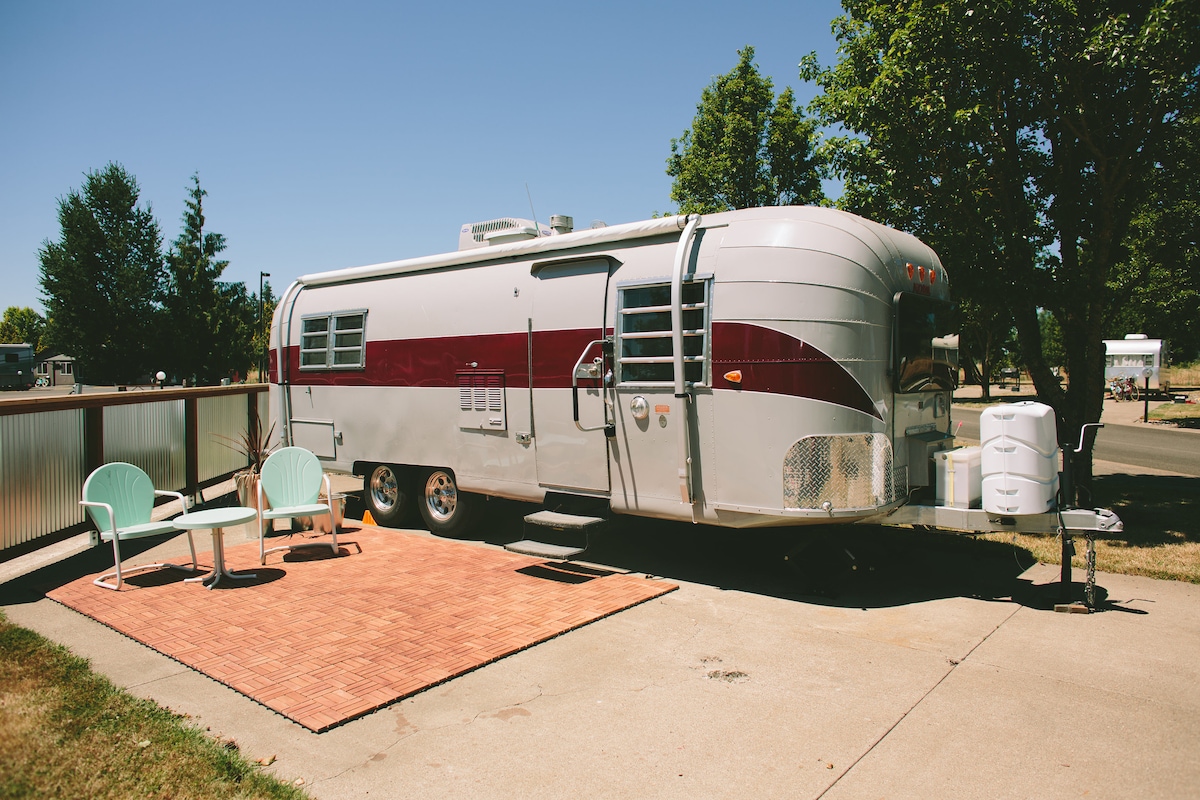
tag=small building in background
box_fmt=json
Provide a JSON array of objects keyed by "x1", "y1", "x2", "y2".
[{"x1": 34, "y1": 351, "x2": 76, "y2": 387}]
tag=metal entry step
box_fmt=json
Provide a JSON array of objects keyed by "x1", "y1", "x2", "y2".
[
  {"x1": 523, "y1": 510, "x2": 607, "y2": 530},
  {"x1": 505, "y1": 540, "x2": 587, "y2": 560},
  {"x1": 504, "y1": 511, "x2": 606, "y2": 560}
]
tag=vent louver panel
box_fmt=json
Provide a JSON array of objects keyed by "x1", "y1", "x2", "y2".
[{"x1": 457, "y1": 370, "x2": 506, "y2": 430}]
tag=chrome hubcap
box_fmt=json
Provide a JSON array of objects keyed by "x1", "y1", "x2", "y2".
[
  {"x1": 370, "y1": 466, "x2": 398, "y2": 511},
  {"x1": 424, "y1": 471, "x2": 457, "y2": 521}
]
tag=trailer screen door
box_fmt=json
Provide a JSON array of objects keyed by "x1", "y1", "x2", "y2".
[{"x1": 531, "y1": 258, "x2": 613, "y2": 494}]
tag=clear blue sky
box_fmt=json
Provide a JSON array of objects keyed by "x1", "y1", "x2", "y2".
[{"x1": 1, "y1": 0, "x2": 846, "y2": 313}]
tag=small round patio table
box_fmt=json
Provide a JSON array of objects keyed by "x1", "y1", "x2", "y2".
[{"x1": 173, "y1": 507, "x2": 258, "y2": 590}]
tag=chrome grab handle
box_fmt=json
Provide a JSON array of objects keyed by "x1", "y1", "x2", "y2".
[{"x1": 571, "y1": 338, "x2": 613, "y2": 435}]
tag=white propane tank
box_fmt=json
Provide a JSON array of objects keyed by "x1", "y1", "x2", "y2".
[{"x1": 980, "y1": 402, "x2": 1060, "y2": 515}]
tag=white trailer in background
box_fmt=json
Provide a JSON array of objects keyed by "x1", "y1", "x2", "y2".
[
  {"x1": 268, "y1": 206, "x2": 1120, "y2": 606},
  {"x1": 1105, "y1": 334, "x2": 1168, "y2": 392}
]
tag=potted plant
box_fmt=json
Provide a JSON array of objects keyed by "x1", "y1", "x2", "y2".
[{"x1": 216, "y1": 409, "x2": 277, "y2": 512}]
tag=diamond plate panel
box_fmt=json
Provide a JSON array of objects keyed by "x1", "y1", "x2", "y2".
[{"x1": 783, "y1": 433, "x2": 894, "y2": 511}]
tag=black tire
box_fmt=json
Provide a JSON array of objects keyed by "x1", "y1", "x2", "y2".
[
  {"x1": 365, "y1": 464, "x2": 413, "y2": 527},
  {"x1": 418, "y1": 468, "x2": 478, "y2": 536}
]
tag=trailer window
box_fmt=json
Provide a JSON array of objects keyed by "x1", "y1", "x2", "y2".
[
  {"x1": 1111, "y1": 353, "x2": 1153, "y2": 368},
  {"x1": 895, "y1": 293, "x2": 958, "y2": 392},
  {"x1": 300, "y1": 311, "x2": 367, "y2": 369},
  {"x1": 617, "y1": 279, "x2": 710, "y2": 385}
]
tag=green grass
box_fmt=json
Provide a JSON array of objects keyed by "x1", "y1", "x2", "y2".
[
  {"x1": 1148, "y1": 392, "x2": 1200, "y2": 425},
  {"x1": 0, "y1": 612, "x2": 308, "y2": 800},
  {"x1": 978, "y1": 473, "x2": 1200, "y2": 584}
]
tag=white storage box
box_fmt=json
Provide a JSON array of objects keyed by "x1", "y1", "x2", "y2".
[
  {"x1": 980, "y1": 402, "x2": 1060, "y2": 515},
  {"x1": 935, "y1": 446, "x2": 982, "y2": 508}
]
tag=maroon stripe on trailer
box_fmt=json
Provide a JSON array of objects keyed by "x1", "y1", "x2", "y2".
[
  {"x1": 279, "y1": 329, "x2": 607, "y2": 388},
  {"x1": 711, "y1": 322, "x2": 881, "y2": 419},
  {"x1": 276, "y1": 322, "x2": 880, "y2": 420}
]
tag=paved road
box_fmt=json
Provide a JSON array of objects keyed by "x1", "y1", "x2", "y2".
[{"x1": 952, "y1": 404, "x2": 1200, "y2": 476}]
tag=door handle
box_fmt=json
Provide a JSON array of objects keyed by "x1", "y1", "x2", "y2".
[{"x1": 572, "y1": 338, "x2": 615, "y2": 436}]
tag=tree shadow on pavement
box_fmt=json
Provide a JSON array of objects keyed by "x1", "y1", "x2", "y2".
[
  {"x1": 1092, "y1": 474, "x2": 1199, "y2": 547},
  {"x1": 405, "y1": 489, "x2": 1169, "y2": 613},
  {"x1": 569, "y1": 519, "x2": 1110, "y2": 613}
]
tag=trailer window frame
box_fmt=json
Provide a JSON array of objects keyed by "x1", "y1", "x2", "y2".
[
  {"x1": 894, "y1": 292, "x2": 958, "y2": 393},
  {"x1": 299, "y1": 309, "x2": 368, "y2": 370},
  {"x1": 615, "y1": 276, "x2": 712, "y2": 387}
]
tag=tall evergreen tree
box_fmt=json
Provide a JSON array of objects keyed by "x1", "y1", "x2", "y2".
[
  {"x1": 38, "y1": 163, "x2": 165, "y2": 384},
  {"x1": 668, "y1": 46, "x2": 825, "y2": 213},
  {"x1": 164, "y1": 175, "x2": 256, "y2": 383}
]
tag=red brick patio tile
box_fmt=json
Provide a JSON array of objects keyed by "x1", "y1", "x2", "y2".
[{"x1": 48, "y1": 524, "x2": 675, "y2": 732}]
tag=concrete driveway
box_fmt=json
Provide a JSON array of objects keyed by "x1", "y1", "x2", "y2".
[{"x1": 3, "y1": 512, "x2": 1198, "y2": 799}]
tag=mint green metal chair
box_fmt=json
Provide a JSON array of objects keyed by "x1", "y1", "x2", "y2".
[
  {"x1": 81, "y1": 462, "x2": 198, "y2": 590},
  {"x1": 257, "y1": 446, "x2": 338, "y2": 564}
]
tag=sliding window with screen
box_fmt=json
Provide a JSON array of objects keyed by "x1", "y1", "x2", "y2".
[
  {"x1": 616, "y1": 279, "x2": 711, "y2": 387},
  {"x1": 300, "y1": 310, "x2": 368, "y2": 370}
]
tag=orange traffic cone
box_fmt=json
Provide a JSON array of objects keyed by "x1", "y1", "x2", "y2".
[{"x1": 362, "y1": 510, "x2": 376, "y2": 526}]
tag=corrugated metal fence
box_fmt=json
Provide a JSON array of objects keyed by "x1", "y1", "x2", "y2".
[{"x1": 0, "y1": 385, "x2": 267, "y2": 552}]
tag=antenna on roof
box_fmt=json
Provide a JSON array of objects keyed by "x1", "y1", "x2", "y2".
[{"x1": 525, "y1": 184, "x2": 542, "y2": 237}]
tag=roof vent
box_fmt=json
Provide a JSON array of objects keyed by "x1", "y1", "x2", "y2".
[
  {"x1": 550, "y1": 214, "x2": 574, "y2": 235},
  {"x1": 458, "y1": 217, "x2": 550, "y2": 250}
]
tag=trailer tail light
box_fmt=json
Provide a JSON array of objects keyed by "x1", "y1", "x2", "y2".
[
  {"x1": 906, "y1": 262, "x2": 914, "y2": 279},
  {"x1": 917, "y1": 265, "x2": 926, "y2": 282},
  {"x1": 929, "y1": 268, "x2": 937, "y2": 284}
]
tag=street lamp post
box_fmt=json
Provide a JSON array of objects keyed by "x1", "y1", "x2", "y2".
[{"x1": 259, "y1": 272, "x2": 270, "y2": 382}]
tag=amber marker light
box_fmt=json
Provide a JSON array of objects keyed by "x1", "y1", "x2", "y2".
[{"x1": 723, "y1": 370, "x2": 743, "y2": 385}]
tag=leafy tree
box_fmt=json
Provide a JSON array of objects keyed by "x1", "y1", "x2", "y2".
[
  {"x1": 0, "y1": 307, "x2": 46, "y2": 350},
  {"x1": 960, "y1": 298, "x2": 1016, "y2": 400},
  {"x1": 668, "y1": 46, "x2": 825, "y2": 213},
  {"x1": 1105, "y1": 110, "x2": 1200, "y2": 361},
  {"x1": 38, "y1": 163, "x2": 166, "y2": 384},
  {"x1": 1038, "y1": 309, "x2": 1066, "y2": 373},
  {"x1": 164, "y1": 175, "x2": 256, "y2": 383},
  {"x1": 804, "y1": 0, "x2": 1199, "y2": 487},
  {"x1": 252, "y1": 280, "x2": 277, "y2": 381},
  {"x1": 212, "y1": 281, "x2": 256, "y2": 382}
]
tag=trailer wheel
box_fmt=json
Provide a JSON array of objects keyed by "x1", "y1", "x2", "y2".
[
  {"x1": 419, "y1": 468, "x2": 477, "y2": 536},
  {"x1": 365, "y1": 464, "x2": 413, "y2": 527}
]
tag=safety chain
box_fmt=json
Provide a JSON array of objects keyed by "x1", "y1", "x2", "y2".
[{"x1": 1085, "y1": 535, "x2": 1097, "y2": 609}]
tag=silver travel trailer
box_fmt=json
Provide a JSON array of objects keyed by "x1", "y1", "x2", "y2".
[{"x1": 268, "y1": 206, "x2": 1119, "y2": 598}]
